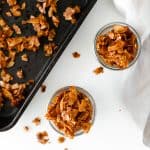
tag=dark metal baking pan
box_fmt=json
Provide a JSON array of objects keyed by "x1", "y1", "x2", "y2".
[{"x1": 0, "y1": 0, "x2": 97, "y2": 131}]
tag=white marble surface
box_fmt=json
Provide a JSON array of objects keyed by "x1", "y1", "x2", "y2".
[{"x1": 0, "y1": 0, "x2": 149, "y2": 149}]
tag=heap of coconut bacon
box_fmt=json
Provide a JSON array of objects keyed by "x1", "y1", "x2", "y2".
[
  {"x1": 45, "y1": 86, "x2": 93, "y2": 138},
  {"x1": 0, "y1": 0, "x2": 81, "y2": 107},
  {"x1": 96, "y1": 25, "x2": 138, "y2": 69}
]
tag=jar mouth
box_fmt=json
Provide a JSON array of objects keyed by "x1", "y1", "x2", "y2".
[
  {"x1": 47, "y1": 86, "x2": 96, "y2": 137},
  {"x1": 94, "y1": 22, "x2": 141, "y2": 70}
]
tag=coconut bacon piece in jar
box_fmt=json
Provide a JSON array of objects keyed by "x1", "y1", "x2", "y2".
[
  {"x1": 45, "y1": 86, "x2": 94, "y2": 138},
  {"x1": 96, "y1": 24, "x2": 139, "y2": 69}
]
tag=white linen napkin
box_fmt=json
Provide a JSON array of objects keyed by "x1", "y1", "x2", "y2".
[{"x1": 113, "y1": 0, "x2": 150, "y2": 146}]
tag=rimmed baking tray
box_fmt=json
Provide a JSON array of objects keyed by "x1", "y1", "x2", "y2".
[{"x1": 0, "y1": 0, "x2": 97, "y2": 131}]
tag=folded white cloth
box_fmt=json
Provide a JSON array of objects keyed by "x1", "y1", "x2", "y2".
[
  {"x1": 114, "y1": 0, "x2": 150, "y2": 41},
  {"x1": 113, "y1": 0, "x2": 150, "y2": 146}
]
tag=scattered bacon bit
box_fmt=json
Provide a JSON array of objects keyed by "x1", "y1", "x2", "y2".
[
  {"x1": 5, "y1": 11, "x2": 12, "y2": 17},
  {"x1": 12, "y1": 24, "x2": 21, "y2": 34},
  {"x1": 46, "y1": 86, "x2": 93, "y2": 138},
  {"x1": 96, "y1": 25, "x2": 138, "y2": 69},
  {"x1": 58, "y1": 136, "x2": 65, "y2": 143},
  {"x1": 41, "y1": 85, "x2": 46, "y2": 93},
  {"x1": 93, "y1": 67, "x2": 104, "y2": 75},
  {"x1": 23, "y1": 126, "x2": 29, "y2": 132},
  {"x1": 63, "y1": 6, "x2": 81, "y2": 24},
  {"x1": 36, "y1": 131, "x2": 49, "y2": 144},
  {"x1": 21, "y1": 54, "x2": 28, "y2": 62},
  {"x1": 16, "y1": 69, "x2": 24, "y2": 79},
  {"x1": 32, "y1": 117, "x2": 41, "y2": 126},
  {"x1": 72, "y1": 51, "x2": 80, "y2": 58}
]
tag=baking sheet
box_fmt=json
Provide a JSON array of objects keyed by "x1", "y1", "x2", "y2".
[{"x1": 0, "y1": 0, "x2": 97, "y2": 131}]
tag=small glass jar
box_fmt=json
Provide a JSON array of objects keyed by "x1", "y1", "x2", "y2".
[
  {"x1": 94, "y1": 22, "x2": 141, "y2": 70},
  {"x1": 47, "y1": 86, "x2": 96, "y2": 136}
]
